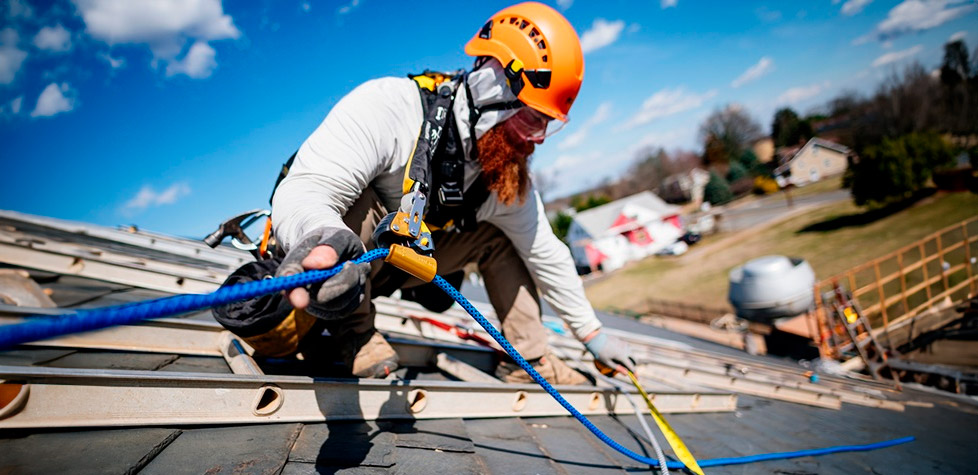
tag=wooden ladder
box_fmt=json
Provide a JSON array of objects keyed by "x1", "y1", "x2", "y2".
[{"x1": 829, "y1": 282, "x2": 902, "y2": 390}]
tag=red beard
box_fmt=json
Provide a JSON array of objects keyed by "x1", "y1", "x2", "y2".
[{"x1": 476, "y1": 124, "x2": 534, "y2": 206}]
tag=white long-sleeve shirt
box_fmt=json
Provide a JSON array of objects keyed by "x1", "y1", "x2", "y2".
[{"x1": 272, "y1": 76, "x2": 602, "y2": 341}]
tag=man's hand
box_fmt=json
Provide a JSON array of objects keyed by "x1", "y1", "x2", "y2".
[
  {"x1": 583, "y1": 330, "x2": 636, "y2": 375},
  {"x1": 276, "y1": 228, "x2": 371, "y2": 320}
]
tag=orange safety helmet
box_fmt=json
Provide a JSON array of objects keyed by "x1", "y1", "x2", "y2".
[{"x1": 465, "y1": 2, "x2": 584, "y2": 122}]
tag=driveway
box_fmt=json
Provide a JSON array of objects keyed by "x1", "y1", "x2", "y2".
[{"x1": 716, "y1": 189, "x2": 849, "y2": 232}]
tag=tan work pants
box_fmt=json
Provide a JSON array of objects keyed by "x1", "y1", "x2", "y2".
[{"x1": 332, "y1": 187, "x2": 549, "y2": 361}]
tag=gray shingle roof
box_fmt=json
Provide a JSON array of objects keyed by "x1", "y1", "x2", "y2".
[{"x1": 1, "y1": 209, "x2": 976, "y2": 474}]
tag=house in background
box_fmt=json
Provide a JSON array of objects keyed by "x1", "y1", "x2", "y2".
[
  {"x1": 752, "y1": 136, "x2": 775, "y2": 163},
  {"x1": 774, "y1": 137, "x2": 850, "y2": 187},
  {"x1": 658, "y1": 167, "x2": 710, "y2": 205},
  {"x1": 567, "y1": 191, "x2": 683, "y2": 273}
]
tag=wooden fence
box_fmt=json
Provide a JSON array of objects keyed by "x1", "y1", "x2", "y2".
[
  {"x1": 811, "y1": 216, "x2": 978, "y2": 357},
  {"x1": 640, "y1": 298, "x2": 733, "y2": 325}
]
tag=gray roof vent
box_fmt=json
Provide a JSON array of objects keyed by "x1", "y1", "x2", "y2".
[{"x1": 728, "y1": 255, "x2": 815, "y2": 322}]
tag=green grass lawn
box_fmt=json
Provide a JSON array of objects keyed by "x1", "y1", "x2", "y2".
[{"x1": 586, "y1": 191, "x2": 978, "y2": 312}]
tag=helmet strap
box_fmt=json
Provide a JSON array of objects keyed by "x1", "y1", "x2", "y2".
[
  {"x1": 462, "y1": 67, "x2": 525, "y2": 160},
  {"x1": 463, "y1": 71, "x2": 482, "y2": 161}
]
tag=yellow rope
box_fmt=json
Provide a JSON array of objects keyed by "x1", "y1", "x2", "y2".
[{"x1": 626, "y1": 369, "x2": 705, "y2": 475}]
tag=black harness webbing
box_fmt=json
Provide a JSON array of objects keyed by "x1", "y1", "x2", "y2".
[{"x1": 269, "y1": 71, "x2": 492, "y2": 234}]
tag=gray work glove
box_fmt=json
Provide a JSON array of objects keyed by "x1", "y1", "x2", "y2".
[
  {"x1": 275, "y1": 227, "x2": 371, "y2": 320},
  {"x1": 584, "y1": 331, "x2": 637, "y2": 375}
]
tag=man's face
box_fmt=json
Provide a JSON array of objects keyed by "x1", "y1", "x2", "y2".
[{"x1": 476, "y1": 116, "x2": 537, "y2": 206}]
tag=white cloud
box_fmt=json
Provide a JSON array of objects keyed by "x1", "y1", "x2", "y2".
[
  {"x1": 165, "y1": 41, "x2": 217, "y2": 78},
  {"x1": 856, "y1": 0, "x2": 978, "y2": 43},
  {"x1": 7, "y1": 0, "x2": 33, "y2": 18},
  {"x1": 777, "y1": 81, "x2": 830, "y2": 105},
  {"x1": 33, "y1": 25, "x2": 73, "y2": 52},
  {"x1": 72, "y1": 0, "x2": 239, "y2": 77},
  {"x1": 338, "y1": 0, "x2": 361, "y2": 15},
  {"x1": 550, "y1": 152, "x2": 601, "y2": 171},
  {"x1": 557, "y1": 0, "x2": 574, "y2": 10},
  {"x1": 0, "y1": 28, "x2": 28, "y2": 85},
  {"x1": 626, "y1": 129, "x2": 687, "y2": 156},
  {"x1": 558, "y1": 102, "x2": 612, "y2": 150},
  {"x1": 661, "y1": 0, "x2": 678, "y2": 8},
  {"x1": 949, "y1": 31, "x2": 967, "y2": 42},
  {"x1": 841, "y1": 0, "x2": 873, "y2": 15},
  {"x1": 122, "y1": 183, "x2": 192, "y2": 213},
  {"x1": 536, "y1": 150, "x2": 609, "y2": 198},
  {"x1": 99, "y1": 51, "x2": 125, "y2": 69},
  {"x1": 872, "y1": 44, "x2": 923, "y2": 67},
  {"x1": 580, "y1": 19, "x2": 625, "y2": 54},
  {"x1": 731, "y1": 57, "x2": 774, "y2": 88},
  {"x1": 1, "y1": 95, "x2": 23, "y2": 117},
  {"x1": 31, "y1": 83, "x2": 76, "y2": 118},
  {"x1": 756, "y1": 7, "x2": 782, "y2": 22},
  {"x1": 625, "y1": 87, "x2": 717, "y2": 128}
]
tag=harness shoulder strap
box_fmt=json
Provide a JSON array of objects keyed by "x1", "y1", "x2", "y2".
[
  {"x1": 269, "y1": 151, "x2": 297, "y2": 205},
  {"x1": 403, "y1": 71, "x2": 463, "y2": 197}
]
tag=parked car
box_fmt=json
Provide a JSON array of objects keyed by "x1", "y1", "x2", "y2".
[
  {"x1": 656, "y1": 240, "x2": 689, "y2": 256},
  {"x1": 680, "y1": 231, "x2": 702, "y2": 245}
]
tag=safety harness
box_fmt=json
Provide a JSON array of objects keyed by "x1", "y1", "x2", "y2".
[
  {"x1": 406, "y1": 70, "x2": 491, "y2": 233},
  {"x1": 254, "y1": 64, "x2": 528, "y2": 279},
  {"x1": 270, "y1": 70, "x2": 494, "y2": 241}
]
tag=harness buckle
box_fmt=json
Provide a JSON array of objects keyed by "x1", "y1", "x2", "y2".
[{"x1": 438, "y1": 184, "x2": 464, "y2": 206}]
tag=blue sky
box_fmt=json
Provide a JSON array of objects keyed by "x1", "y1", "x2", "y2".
[{"x1": 1, "y1": 0, "x2": 975, "y2": 238}]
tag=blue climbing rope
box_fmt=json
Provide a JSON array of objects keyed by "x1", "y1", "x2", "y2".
[
  {"x1": 0, "y1": 251, "x2": 915, "y2": 470},
  {"x1": 0, "y1": 249, "x2": 389, "y2": 349},
  {"x1": 432, "y1": 275, "x2": 913, "y2": 469}
]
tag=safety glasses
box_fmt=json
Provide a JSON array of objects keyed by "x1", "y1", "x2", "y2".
[{"x1": 504, "y1": 106, "x2": 567, "y2": 144}]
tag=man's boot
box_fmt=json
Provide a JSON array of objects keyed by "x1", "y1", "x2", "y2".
[
  {"x1": 340, "y1": 330, "x2": 400, "y2": 378},
  {"x1": 495, "y1": 351, "x2": 589, "y2": 385}
]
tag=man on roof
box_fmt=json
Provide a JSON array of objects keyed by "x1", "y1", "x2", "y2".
[{"x1": 218, "y1": 2, "x2": 635, "y2": 384}]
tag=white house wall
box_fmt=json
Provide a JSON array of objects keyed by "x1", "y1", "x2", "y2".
[
  {"x1": 788, "y1": 145, "x2": 848, "y2": 186},
  {"x1": 567, "y1": 222, "x2": 592, "y2": 269}
]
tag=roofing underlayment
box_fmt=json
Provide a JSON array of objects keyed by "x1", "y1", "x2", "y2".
[{"x1": 0, "y1": 209, "x2": 976, "y2": 474}]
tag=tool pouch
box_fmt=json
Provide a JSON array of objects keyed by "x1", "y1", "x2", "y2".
[{"x1": 211, "y1": 258, "x2": 316, "y2": 357}]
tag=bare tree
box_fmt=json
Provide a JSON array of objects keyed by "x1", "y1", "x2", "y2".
[
  {"x1": 698, "y1": 104, "x2": 764, "y2": 167},
  {"x1": 533, "y1": 168, "x2": 558, "y2": 203},
  {"x1": 663, "y1": 149, "x2": 702, "y2": 176},
  {"x1": 620, "y1": 146, "x2": 667, "y2": 196}
]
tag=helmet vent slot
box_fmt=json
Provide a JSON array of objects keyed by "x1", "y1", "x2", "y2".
[
  {"x1": 537, "y1": 40, "x2": 546, "y2": 50},
  {"x1": 479, "y1": 20, "x2": 492, "y2": 39}
]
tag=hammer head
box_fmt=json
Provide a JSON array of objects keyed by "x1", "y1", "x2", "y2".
[{"x1": 203, "y1": 209, "x2": 268, "y2": 248}]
